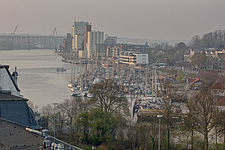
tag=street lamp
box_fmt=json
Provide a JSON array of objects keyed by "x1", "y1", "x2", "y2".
[
  {"x1": 157, "y1": 115, "x2": 163, "y2": 150},
  {"x1": 52, "y1": 102, "x2": 57, "y2": 140}
]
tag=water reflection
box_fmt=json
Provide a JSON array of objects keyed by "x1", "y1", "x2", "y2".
[{"x1": 0, "y1": 49, "x2": 77, "y2": 107}]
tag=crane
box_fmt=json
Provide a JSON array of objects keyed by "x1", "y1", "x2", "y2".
[
  {"x1": 11, "y1": 24, "x2": 19, "y2": 35},
  {"x1": 50, "y1": 27, "x2": 58, "y2": 49}
]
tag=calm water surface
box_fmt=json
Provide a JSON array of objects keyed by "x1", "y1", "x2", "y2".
[{"x1": 0, "y1": 49, "x2": 76, "y2": 107}]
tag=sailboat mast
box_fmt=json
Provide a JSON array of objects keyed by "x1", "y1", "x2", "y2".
[
  {"x1": 154, "y1": 64, "x2": 157, "y2": 98},
  {"x1": 145, "y1": 66, "x2": 148, "y2": 97}
]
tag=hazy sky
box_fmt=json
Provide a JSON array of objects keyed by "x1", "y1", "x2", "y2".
[{"x1": 1, "y1": 0, "x2": 225, "y2": 40}]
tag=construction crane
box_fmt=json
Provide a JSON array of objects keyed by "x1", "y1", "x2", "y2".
[
  {"x1": 11, "y1": 24, "x2": 19, "y2": 35},
  {"x1": 50, "y1": 27, "x2": 58, "y2": 49}
]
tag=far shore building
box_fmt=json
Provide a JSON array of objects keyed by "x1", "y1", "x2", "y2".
[
  {"x1": 87, "y1": 31, "x2": 104, "y2": 59},
  {"x1": 112, "y1": 43, "x2": 151, "y2": 60},
  {"x1": 72, "y1": 21, "x2": 91, "y2": 57},
  {"x1": 184, "y1": 48, "x2": 224, "y2": 71},
  {"x1": 63, "y1": 33, "x2": 72, "y2": 54},
  {"x1": 119, "y1": 51, "x2": 149, "y2": 65},
  {"x1": 94, "y1": 35, "x2": 117, "y2": 59},
  {"x1": 94, "y1": 42, "x2": 151, "y2": 62}
]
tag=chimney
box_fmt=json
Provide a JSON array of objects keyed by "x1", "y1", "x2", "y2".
[{"x1": 12, "y1": 67, "x2": 18, "y2": 85}]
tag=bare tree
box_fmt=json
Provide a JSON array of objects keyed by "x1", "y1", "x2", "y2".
[
  {"x1": 41, "y1": 104, "x2": 54, "y2": 129},
  {"x1": 159, "y1": 82, "x2": 183, "y2": 150},
  {"x1": 187, "y1": 87, "x2": 219, "y2": 150},
  {"x1": 89, "y1": 79, "x2": 128, "y2": 114}
]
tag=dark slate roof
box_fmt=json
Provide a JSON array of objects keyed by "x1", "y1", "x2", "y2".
[
  {"x1": 0, "y1": 91, "x2": 28, "y2": 101},
  {"x1": 0, "y1": 118, "x2": 43, "y2": 150}
]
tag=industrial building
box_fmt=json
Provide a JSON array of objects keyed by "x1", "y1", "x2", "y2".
[
  {"x1": 0, "y1": 34, "x2": 64, "y2": 50},
  {"x1": 87, "y1": 31, "x2": 104, "y2": 58}
]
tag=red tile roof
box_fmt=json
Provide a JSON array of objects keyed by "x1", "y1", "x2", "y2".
[
  {"x1": 188, "y1": 78, "x2": 200, "y2": 84},
  {"x1": 211, "y1": 81, "x2": 225, "y2": 90}
]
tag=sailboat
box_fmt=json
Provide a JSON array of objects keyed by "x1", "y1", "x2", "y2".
[
  {"x1": 70, "y1": 59, "x2": 84, "y2": 97},
  {"x1": 68, "y1": 56, "x2": 77, "y2": 89},
  {"x1": 68, "y1": 64, "x2": 75, "y2": 88}
]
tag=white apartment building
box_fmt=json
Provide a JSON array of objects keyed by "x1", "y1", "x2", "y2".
[{"x1": 119, "y1": 51, "x2": 149, "y2": 65}]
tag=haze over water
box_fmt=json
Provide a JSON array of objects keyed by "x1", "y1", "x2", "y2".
[{"x1": 0, "y1": 49, "x2": 73, "y2": 107}]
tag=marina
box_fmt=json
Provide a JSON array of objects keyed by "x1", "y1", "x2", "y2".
[
  {"x1": 63, "y1": 55, "x2": 163, "y2": 114},
  {"x1": 0, "y1": 48, "x2": 165, "y2": 112}
]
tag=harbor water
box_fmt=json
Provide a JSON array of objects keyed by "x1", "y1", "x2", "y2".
[{"x1": 0, "y1": 49, "x2": 78, "y2": 107}]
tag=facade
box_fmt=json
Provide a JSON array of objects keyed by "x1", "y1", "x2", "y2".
[
  {"x1": 119, "y1": 51, "x2": 149, "y2": 65},
  {"x1": 184, "y1": 49, "x2": 223, "y2": 71},
  {"x1": 72, "y1": 21, "x2": 90, "y2": 54},
  {"x1": 112, "y1": 43, "x2": 151, "y2": 59},
  {"x1": 94, "y1": 43, "x2": 107, "y2": 59},
  {"x1": 83, "y1": 24, "x2": 92, "y2": 50},
  {"x1": 184, "y1": 49, "x2": 195, "y2": 63},
  {"x1": 211, "y1": 81, "x2": 225, "y2": 111},
  {"x1": 94, "y1": 35, "x2": 117, "y2": 59},
  {"x1": 105, "y1": 35, "x2": 117, "y2": 45},
  {"x1": 118, "y1": 43, "x2": 151, "y2": 53},
  {"x1": 63, "y1": 33, "x2": 72, "y2": 54},
  {"x1": 87, "y1": 31, "x2": 104, "y2": 58},
  {"x1": 112, "y1": 45, "x2": 121, "y2": 58}
]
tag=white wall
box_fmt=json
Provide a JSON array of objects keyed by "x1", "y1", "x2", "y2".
[
  {"x1": 136, "y1": 54, "x2": 149, "y2": 64},
  {"x1": 0, "y1": 68, "x2": 20, "y2": 96}
]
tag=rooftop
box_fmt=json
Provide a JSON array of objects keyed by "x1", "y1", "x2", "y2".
[
  {"x1": 0, "y1": 118, "x2": 42, "y2": 150},
  {"x1": 0, "y1": 91, "x2": 27, "y2": 101},
  {"x1": 211, "y1": 81, "x2": 225, "y2": 90}
]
